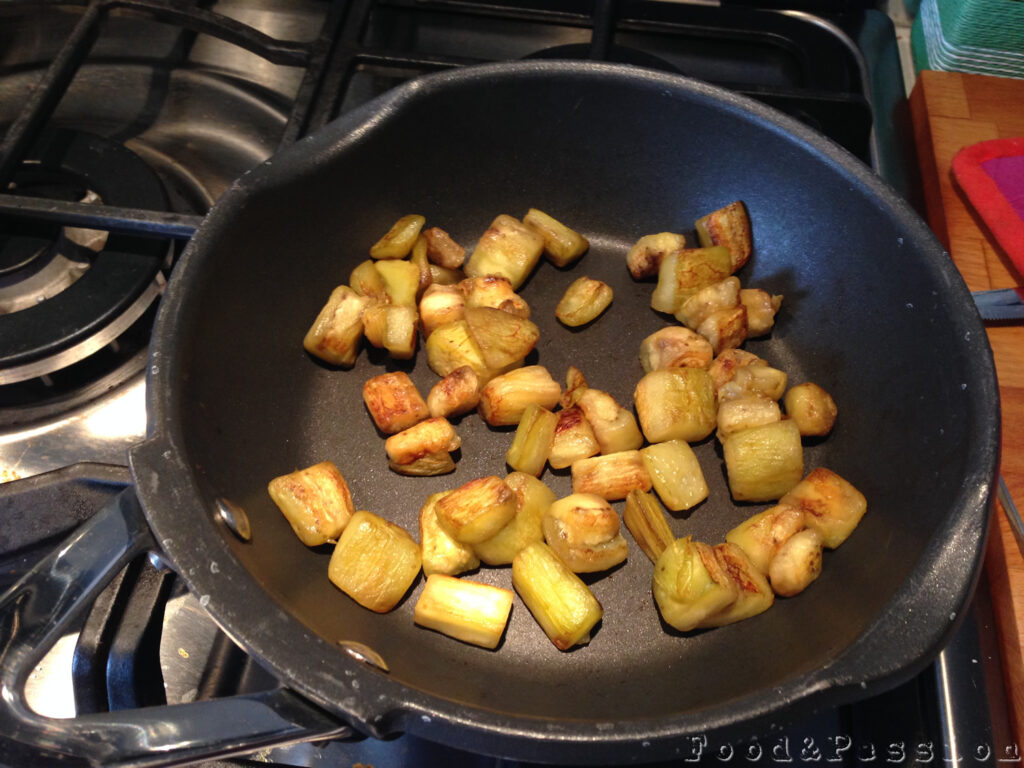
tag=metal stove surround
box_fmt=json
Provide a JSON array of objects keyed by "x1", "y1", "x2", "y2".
[{"x1": 0, "y1": 1, "x2": 1013, "y2": 766}]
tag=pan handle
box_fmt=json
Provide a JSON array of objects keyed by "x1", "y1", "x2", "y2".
[{"x1": 0, "y1": 488, "x2": 351, "y2": 768}]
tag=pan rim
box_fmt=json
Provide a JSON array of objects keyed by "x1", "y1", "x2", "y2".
[{"x1": 131, "y1": 60, "x2": 999, "y2": 762}]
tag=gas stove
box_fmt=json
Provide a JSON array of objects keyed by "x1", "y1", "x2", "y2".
[{"x1": 0, "y1": 2, "x2": 1013, "y2": 766}]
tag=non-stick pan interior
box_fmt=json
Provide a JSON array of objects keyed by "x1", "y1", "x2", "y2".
[{"x1": 145, "y1": 63, "x2": 995, "y2": 744}]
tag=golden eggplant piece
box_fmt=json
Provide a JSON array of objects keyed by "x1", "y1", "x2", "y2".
[
  {"x1": 425, "y1": 319, "x2": 489, "y2": 380},
  {"x1": 370, "y1": 214, "x2": 425, "y2": 260},
  {"x1": 768, "y1": 529, "x2": 824, "y2": 597},
  {"x1": 361, "y1": 303, "x2": 418, "y2": 359},
  {"x1": 523, "y1": 207, "x2": 590, "y2": 268},
  {"x1": 653, "y1": 537, "x2": 738, "y2": 633},
  {"x1": 419, "y1": 284, "x2": 466, "y2": 337},
  {"x1": 362, "y1": 371, "x2": 429, "y2": 435},
  {"x1": 640, "y1": 440, "x2": 709, "y2": 512},
  {"x1": 625, "y1": 232, "x2": 687, "y2": 280},
  {"x1": 724, "y1": 504, "x2": 805, "y2": 574},
  {"x1": 560, "y1": 364, "x2": 589, "y2": 408},
  {"x1": 474, "y1": 472, "x2": 555, "y2": 566},
  {"x1": 543, "y1": 493, "x2": 628, "y2": 573},
  {"x1": 414, "y1": 574, "x2": 514, "y2": 649},
  {"x1": 460, "y1": 275, "x2": 530, "y2": 318},
  {"x1": 623, "y1": 489, "x2": 674, "y2": 563},
  {"x1": 328, "y1": 511, "x2": 421, "y2": 613},
  {"x1": 779, "y1": 468, "x2": 866, "y2": 549},
  {"x1": 423, "y1": 226, "x2": 466, "y2": 269},
  {"x1": 650, "y1": 246, "x2": 733, "y2": 314},
  {"x1": 575, "y1": 388, "x2": 644, "y2": 454},
  {"x1": 633, "y1": 367, "x2": 717, "y2": 444},
  {"x1": 384, "y1": 417, "x2": 460, "y2": 476},
  {"x1": 555, "y1": 276, "x2": 613, "y2": 327},
  {"x1": 716, "y1": 393, "x2": 782, "y2": 441},
  {"x1": 783, "y1": 382, "x2": 838, "y2": 437},
  {"x1": 639, "y1": 326, "x2": 714, "y2": 372},
  {"x1": 463, "y1": 306, "x2": 539, "y2": 373},
  {"x1": 694, "y1": 201, "x2": 752, "y2": 273},
  {"x1": 429, "y1": 263, "x2": 464, "y2": 286},
  {"x1": 349, "y1": 259, "x2": 388, "y2": 300},
  {"x1": 730, "y1": 364, "x2": 787, "y2": 402},
  {"x1": 360, "y1": 301, "x2": 389, "y2": 346},
  {"x1": 696, "y1": 305, "x2": 748, "y2": 355},
  {"x1": 674, "y1": 277, "x2": 741, "y2": 330},
  {"x1": 698, "y1": 543, "x2": 773, "y2": 628},
  {"x1": 506, "y1": 403, "x2": 558, "y2": 477},
  {"x1": 268, "y1": 460, "x2": 355, "y2": 546},
  {"x1": 707, "y1": 348, "x2": 767, "y2": 392},
  {"x1": 435, "y1": 475, "x2": 517, "y2": 544},
  {"x1": 375, "y1": 259, "x2": 420, "y2": 306},
  {"x1": 303, "y1": 285, "x2": 371, "y2": 367},
  {"x1": 571, "y1": 450, "x2": 652, "y2": 501},
  {"x1": 419, "y1": 492, "x2": 479, "y2": 576},
  {"x1": 478, "y1": 365, "x2": 561, "y2": 426},
  {"x1": 548, "y1": 405, "x2": 600, "y2": 470},
  {"x1": 427, "y1": 365, "x2": 481, "y2": 419},
  {"x1": 512, "y1": 541, "x2": 603, "y2": 650},
  {"x1": 740, "y1": 288, "x2": 783, "y2": 337},
  {"x1": 409, "y1": 235, "x2": 434, "y2": 298},
  {"x1": 464, "y1": 214, "x2": 545, "y2": 290},
  {"x1": 722, "y1": 419, "x2": 804, "y2": 502}
]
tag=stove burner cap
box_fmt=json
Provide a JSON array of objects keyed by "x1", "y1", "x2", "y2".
[
  {"x1": 0, "y1": 219, "x2": 59, "y2": 276},
  {"x1": 0, "y1": 130, "x2": 169, "y2": 383}
]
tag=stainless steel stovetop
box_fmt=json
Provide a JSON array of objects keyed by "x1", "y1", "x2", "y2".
[{"x1": 0, "y1": 1, "x2": 1014, "y2": 765}]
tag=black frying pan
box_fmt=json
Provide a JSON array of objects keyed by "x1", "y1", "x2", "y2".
[{"x1": 0, "y1": 62, "x2": 999, "y2": 766}]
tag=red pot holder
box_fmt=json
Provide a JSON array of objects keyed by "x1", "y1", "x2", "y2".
[{"x1": 952, "y1": 137, "x2": 1024, "y2": 278}]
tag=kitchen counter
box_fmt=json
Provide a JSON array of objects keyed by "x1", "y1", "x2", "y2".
[{"x1": 909, "y1": 68, "x2": 1024, "y2": 749}]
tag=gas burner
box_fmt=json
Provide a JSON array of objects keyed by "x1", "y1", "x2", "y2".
[{"x1": 0, "y1": 130, "x2": 171, "y2": 410}]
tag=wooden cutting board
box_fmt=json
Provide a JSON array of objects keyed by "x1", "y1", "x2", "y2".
[{"x1": 909, "y1": 69, "x2": 1024, "y2": 744}]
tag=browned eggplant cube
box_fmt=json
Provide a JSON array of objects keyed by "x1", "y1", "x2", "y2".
[
  {"x1": 362, "y1": 371, "x2": 429, "y2": 435},
  {"x1": 268, "y1": 460, "x2": 355, "y2": 546}
]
